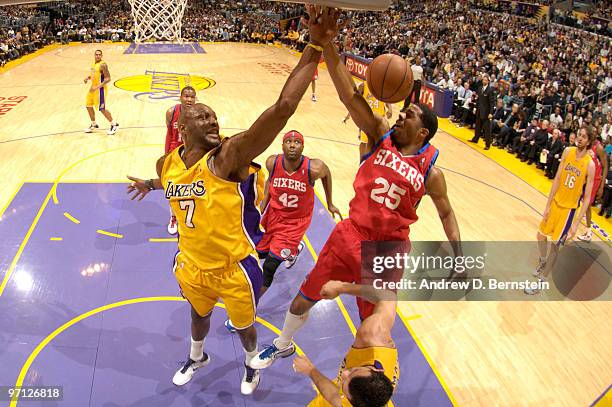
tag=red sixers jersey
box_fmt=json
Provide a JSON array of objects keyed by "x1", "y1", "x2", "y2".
[
  {"x1": 165, "y1": 104, "x2": 182, "y2": 153},
  {"x1": 591, "y1": 141, "x2": 603, "y2": 181},
  {"x1": 267, "y1": 154, "x2": 315, "y2": 219},
  {"x1": 349, "y1": 132, "x2": 439, "y2": 240}
]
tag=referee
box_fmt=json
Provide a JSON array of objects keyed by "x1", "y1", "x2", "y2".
[{"x1": 403, "y1": 57, "x2": 423, "y2": 109}]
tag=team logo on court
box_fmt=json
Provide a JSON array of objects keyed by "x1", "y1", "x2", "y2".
[{"x1": 114, "y1": 70, "x2": 215, "y2": 103}]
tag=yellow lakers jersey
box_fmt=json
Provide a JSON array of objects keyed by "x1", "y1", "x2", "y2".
[
  {"x1": 161, "y1": 146, "x2": 265, "y2": 270},
  {"x1": 360, "y1": 81, "x2": 387, "y2": 142},
  {"x1": 90, "y1": 61, "x2": 106, "y2": 88},
  {"x1": 308, "y1": 346, "x2": 399, "y2": 406},
  {"x1": 555, "y1": 147, "x2": 591, "y2": 209}
]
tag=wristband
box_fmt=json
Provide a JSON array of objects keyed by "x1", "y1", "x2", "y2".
[
  {"x1": 307, "y1": 43, "x2": 323, "y2": 52},
  {"x1": 145, "y1": 179, "x2": 155, "y2": 191}
]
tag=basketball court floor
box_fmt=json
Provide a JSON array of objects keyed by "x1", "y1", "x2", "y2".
[{"x1": 0, "y1": 42, "x2": 610, "y2": 406}]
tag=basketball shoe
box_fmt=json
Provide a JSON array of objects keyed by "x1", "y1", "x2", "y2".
[
  {"x1": 84, "y1": 123, "x2": 99, "y2": 133},
  {"x1": 249, "y1": 339, "x2": 296, "y2": 369},
  {"x1": 284, "y1": 242, "x2": 304, "y2": 269},
  {"x1": 172, "y1": 353, "x2": 210, "y2": 386},
  {"x1": 241, "y1": 364, "x2": 260, "y2": 395},
  {"x1": 107, "y1": 123, "x2": 119, "y2": 135}
]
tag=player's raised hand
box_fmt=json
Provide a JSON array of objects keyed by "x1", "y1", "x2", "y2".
[
  {"x1": 126, "y1": 175, "x2": 151, "y2": 201},
  {"x1": 320, "y1": 280, "x2": 345, "y2": 299},
  {"x1": 327, "y1": 203, "x2": 343, "y2": 220},
  {"x1": 292, "y1": 355, "x2": 315, "y2": 376},
  {"x1": 306, "y1": 5, "x2": 341, "y2": 47}
]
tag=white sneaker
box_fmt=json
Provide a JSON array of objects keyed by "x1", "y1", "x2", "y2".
[
  {"x1": 172, "y1": 354, "x2": 210, "y2": 386},
  {"x1": 249, "y1": 339, "x2": 296, "y2": 369},
  {"x1": 311, "y1": 94, "x2": 317, "y2": 102},
  {"x1": 240, "y1": 363, "x2": 260, "y2": 395},
  {"x1": 84, "y1": 123, "x2": 99, "y2": 133},
  {"x1": 577, "y1": 230, "x2": 592, "y2": 242},
  {"x1": 284, "y1": 242, "x2": 304, "y2": 269},
  {"x1": 167, "y1": 216, "x2": 178, "y2": 235},
  {"x1": 107, "y1": 123, "x2": 119, "y2": 135}
]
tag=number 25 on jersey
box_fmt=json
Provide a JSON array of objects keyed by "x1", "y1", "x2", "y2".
[{"x1": 370, "y1": 177, "x2": 406, "y2": 210}]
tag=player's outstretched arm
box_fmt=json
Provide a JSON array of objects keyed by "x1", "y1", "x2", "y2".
[
  {"x1": 321, "y1": 281, "x2": 396, "y2": 347},
  {"x1": 293, "y1": 356, "x2": 342, "y2": 407},
  {"x1": 215, "y1": 7, "x2": 340, "y2": 178},
  {"x1": 309, "y1": 159, "x2": 342, "y2": 220},
  {"x1": 426, "y1": 167, "x2": 461, "y2": 255},
  {"x1": 126, "y1": 154, "x2": 168, "y2": 200},
  {"x1": 323, "y1": 42, "x2": 389, "y2": 142}
]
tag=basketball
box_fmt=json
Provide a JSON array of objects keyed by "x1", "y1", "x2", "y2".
[{"x1": 366, "y1": 54, "x2": 413, "y2": 104}]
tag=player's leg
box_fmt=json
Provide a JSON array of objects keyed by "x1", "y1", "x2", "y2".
[
  {"x1": 260, "y1": 254, "x2": 283, "y2": 297},
  {"x1": 87, "y1": 106, "x2": 96, "y2": 121},
  {"x1": 97, "y1": 87, "x2": 119, "y2": 134},
  {"x1": 85, "y1": 91, "x2": 99, "y2": 132},
  {"x1": 101, "y1": 109, "x2": 119, "y2": 135},
  {"x1": 223, "y1": 255, "x2": 263, "y2": 394},
  {"x1": 311, "y1": 76, "x2": 317, "y2": 101},
  {"x1": 172, "y1": 305, "x2": 212, "y2": 386},
  {"x1": 251, "y1": 220, "x2": 359, "y2": 369},
  {"x1": 535, "y1": 231, "x2": 549, "y2": 276},
  {"x1": 172, "y1": 254, "x2": 216, "y2": 385},
  {"x1": 526, "y1": 204, "x2": 573, "y2": 294},
  {"x1": 578, "y1": 203, "x2": 593, "y2": 242}
]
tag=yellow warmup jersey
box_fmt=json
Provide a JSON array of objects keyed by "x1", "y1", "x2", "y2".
[
  {"x1": 308, "y1": 346, "x2": 399, "y2": 407},
  {"x1": 359, "y1": 82, "x2": 387, "y2": 143},
  {"x1": 555, "y1": 147, "x2": 591, "y2": 209},
  {"x1": 161, "y1": 146, "x2": 265, "y2": 270},
  {"x1": 90, "y1": 61, "x2": 106, "y2": 89}
]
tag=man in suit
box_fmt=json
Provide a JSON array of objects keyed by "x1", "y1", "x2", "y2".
[
  {"x1": 491, "y1": 98, "x2": 508, "y2": 139},
  {"x1": 469, "y1": 75, "x2": 495, "y2": 150}
]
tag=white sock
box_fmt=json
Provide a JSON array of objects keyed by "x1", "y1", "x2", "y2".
[
  {"x1": 91, "y1": 121, "x2": 97, "y2": 125},
  {"x1": 275, "y1": 311, "x2": 308, "y2": 349},
  {"x1": 190, "y1": 337, "x2": 204, "y2": 361},
  {"x1": 111, "y1": 121, "x2": 117, "y2": 126},
  {"x1": 244, "y1": 346, "x2": 259, "y2": 366}
]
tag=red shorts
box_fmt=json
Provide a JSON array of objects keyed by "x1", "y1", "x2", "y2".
[
  {"x1": 312, "y1": 68, "x2": 318, "y2": 81},
  {"x1": 589, "y1": 176, "x2": 602, "y2": 205},
  {"x1": 256, "y1": 209, "x2": 311, "y2": 260},
  {"x1": 299, "y1": 219, "x2": 407, "y2": 320}
]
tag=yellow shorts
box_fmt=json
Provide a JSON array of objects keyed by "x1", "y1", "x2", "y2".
[
  {"x1": 538, "y1": 200, "x2": 577, "y2": 244},
  {"x1": 173, "y1": 252, "x2": 263, "y2": 329},
  {"x1": 86, "y1": 87, "x2": 107, "y2": 110}
]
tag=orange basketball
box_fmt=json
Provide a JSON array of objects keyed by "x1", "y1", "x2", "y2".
[{"x1": 366, "y1": 54, "x2": 413, "y2": 104}]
